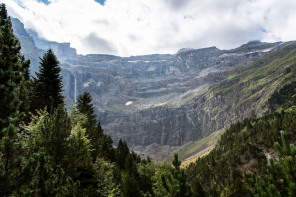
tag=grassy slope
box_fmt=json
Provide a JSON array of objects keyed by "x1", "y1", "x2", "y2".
[
  {"x1": 174, "y1": 129, "x2": 223, "y2": 167},
  {"x1": 208, "y1": 44, "x2": 296, "y2": 110},
  {"x1": 179, "y1": 44, "x2": 296, "y2": 165}
]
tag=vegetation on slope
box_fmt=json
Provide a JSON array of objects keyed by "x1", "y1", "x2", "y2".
[
  {"x1": 174, "y1": 129, "x2": 223, "y2": 167},
  {"x1": 179, "y1": 42, "x2": 296, "y2": 165},
  {"x1": 205, "y1": 42, "x2": 296, "y2": 118},
  {"x1": 186, "y1": 80, "x2": 296, "y2": 196}
]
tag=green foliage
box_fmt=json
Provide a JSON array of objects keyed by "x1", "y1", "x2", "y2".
[
  {"x1": 31, "y1": 49, "x2": 64, "y2": 114},
  {"x1": 93, "y1": 158, "x2": 122, "y2": 196},
  {"x1": 0, "y1": 3, "x2": 23, "y2": 132},
  {"x1": 268, "y1": 81, "x2": 296, "y2": 111},
  {"x1": 155, "y1": 154, "x2": 192, "y2": 197},
  {"x1": 41, "y1": 105, "x2": 72, "y2": 166},
  {"x1": 248, "y1": 131, "x2": 296, "y2": 196},
  {"x1": 137, "y1": 162, "x2": 155, "y2": 196},
  {"x1": 19, "y1": 151, "x2": 74, "y2": 196},
  {"x1": 0, "y1": 4, "x2": 32, "y2": 196},
  {"x1": 77, "y1": 92, "x2": 97, "y2": 124},
  {"x1": 122, "y1": 171, "x2": 141, "y2": 197},
  {"x1": 116, "y1": 139, "x2": 130, "y2": 170},
  {"x1": 67, "y1": 123, "x2": 93, "y2": 171},
  {"x1": 0, "y1": 123, "x2": 23, "y2": 196},
  {"x1": 77, "y1": 92, "x2": 116, "y2": 162},
  {"x1": 187, "y1": 108, "x2": 296, "y2": 196}
]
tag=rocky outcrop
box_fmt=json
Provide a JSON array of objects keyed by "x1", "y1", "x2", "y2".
[
  {"x1": 26, "y1": 29, "x2": 77, "y2": 60},
  {"x1": 11, "y1": 17, "x2": 78, "y2": 74},
  {"x1": 11, "y1": 17, "x2": 43, "y2": 74}
]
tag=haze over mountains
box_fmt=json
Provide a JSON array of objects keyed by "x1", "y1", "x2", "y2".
[{"x1": 11, "y1": 16, "x2": 296, "y2": 159}]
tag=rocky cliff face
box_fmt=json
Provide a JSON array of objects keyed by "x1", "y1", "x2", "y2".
[
  {"x1": 61, "y1": 41, "x2": 290, "y2": 152},
  {"x1": 11, "y1": 16, "x2": 296, "y2": 158},
  {"x1": 11, "y1": 17, "x2": 77, "y2": 74},
  {"x1": 11, "y1": 17, "x2": 43, "y2": 74},
  {"x1": 26, "y1": 29, "x2": 77, "y2": 61}
]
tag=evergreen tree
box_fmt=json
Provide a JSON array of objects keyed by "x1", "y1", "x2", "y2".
[
  {"x1": 77, "y1": 92, "x2": 103, "y2": 160},
  {"x1": 66, "y1": 123, "x2": 93, "y2": 173},
  {"x1": 31, "y1": 49, "x2": 64, "y2": 114},
  {"x1": 77, "y1": 92, "x2": 97, "y2": 126},
  {"x1": 116, "y1": 139, "x2": 130, "y2": 170},
  {"x1": 160, "y1": 153, "x2": 192, "y2": 197},
  {"x1": 43, "y1": 105, "x2": 72, "y2": 166},
  {"x1": 25, "y1": 105, "x2": 72, "y2": 167},
  {"x1": 249, "y1": 131, "x2": 296, "y2": 196},
  {"x1": 122, "y1": 172, "x2": 141, "y2": 197},
  {"x1": 0, "y1": 4, "x2": 27, "y2": 196},
  {"x1": 191, "y1": 178, "x2": 207, "y2": 197},
  {"x1": 93, "y1": 158, "x2": 122, "y2": 196},
  {"x1": 0, "y1": 4, "x2": 7, "y2": 25},
  {"x1": 0, "y1": 3, "x2": 23, "y2": 133},
  {"x1": 19, "y1": 149, "x2": 74, "y2": 196},
  {"x1": 19, "y1": 55, "x2": 32, "y2": 124}
]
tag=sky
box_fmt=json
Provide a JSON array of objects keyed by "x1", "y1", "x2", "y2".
[{"x1": 3, "y1": 0, "x2": 296, "y2": 57}]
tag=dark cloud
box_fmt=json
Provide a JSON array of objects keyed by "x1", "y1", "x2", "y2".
[
  {"x1": 85, "y1": 33, "x2": 118, "y2": 54},
  {"x1": 166, "y1": 0, "x2": 192, "y2": 10},
  {"x1": 129, "y1": 34, "x2": 138, "y2": 41}
]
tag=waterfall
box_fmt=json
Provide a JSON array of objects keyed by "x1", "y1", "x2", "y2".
[{"x1": 74, "y1": 74, "x2": 77, "y2": 104}]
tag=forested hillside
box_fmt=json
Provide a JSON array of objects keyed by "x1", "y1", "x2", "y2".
[{"x1": 186, "y1": 81, "x2": 296, "y2": 196}]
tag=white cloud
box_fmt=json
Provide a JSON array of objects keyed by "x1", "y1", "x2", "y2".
[{"x1": 3, "y1": 0, "x2": 296, "y2": 56}]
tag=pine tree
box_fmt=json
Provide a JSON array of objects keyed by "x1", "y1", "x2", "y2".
[
  {"x1": 25, "y1": 105, "x2": 72, "y2": 167},
  {"x1": 67, "y1": 123, "x2": 93, "y2": 172},
  {"x1": 122, "y1": 171, "x2": 141, "y2": 197},
  {"x1": 21, "y1": 108, "x2": 75, "y2": 196},
  {"x1": 19, "y1": 55, "x2": 32, "y2": 124},
  {"x1": 0, "y1": 4, "x2": 7, "y2": 26},
  {"x1": 77, "y1": 92, "x2": 106, "y2": 160},
  {"x1": 160, "y1": 153, "x2": 192, "y2": 197},
  {"x1": 116, "y1": 139, "x2": 130, "y2": 170},
  {"x1": 249, "y1": 131, "x2": 296, "y2": 196},
  {"x1": 31, "y1": 49, "x2": 64, "y2": 114},
  {"x1": 0, "y1": 4, "x2": 27, "y2": 196},
  {"x1": 0, "y1": 3, "x2": 23, "y2": 133},
  {"x1": 77, "y1": 92, "x2": 97, "y2": 126},
  {"x1": 43, "y1": 105, "x2": 72, "y2": 166}
]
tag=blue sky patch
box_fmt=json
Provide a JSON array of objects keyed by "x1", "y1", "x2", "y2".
[
  {"x1": 37, "y1": 0, "x2": 50, "y2": 5},
  {"x1": 95, "y1": 0, "x2": 106, "y2": 6}
]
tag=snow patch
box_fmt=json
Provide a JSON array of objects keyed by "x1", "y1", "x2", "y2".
[
  {"x1": 83, "y1": 80, "x2": 93, "y2": 88},
  {"x1": 125, "y1": 101, "x2": 133, "y2": 106}
]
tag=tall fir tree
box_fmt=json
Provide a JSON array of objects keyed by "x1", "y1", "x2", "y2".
[
  {"x1": 77, "y1": 92, "x2": 103, "y2": 160},
  {"x1": 0, "y1": 3, "x2": 23, "y2": 132},
  {"x1": 77, "y1": 92, "x2": 97, "y2": 127},
  {"x1": 76, "y1": 92, "x2": 116, "y2": 162},
  {"x1": 0, "y1": 4, "x2": 28, "y2": 196},
  {"x1": 116, "y1": 139, "x2": 130, "y2": 170},
  {"x1": 31, "y1": 49, "x2": 64, "y2": 114}
]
